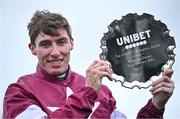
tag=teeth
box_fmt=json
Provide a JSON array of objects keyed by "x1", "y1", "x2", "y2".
[
  {"x1": 52, "y1": 61, "x2": 60, "y2": 64},
  {"x1": 49, "y1": 60, "x2": 62, "y2": 64}
]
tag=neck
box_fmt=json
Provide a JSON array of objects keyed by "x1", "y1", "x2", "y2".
[{"x1": 57, "y1": 68, "x2": 69, "y2": 81}]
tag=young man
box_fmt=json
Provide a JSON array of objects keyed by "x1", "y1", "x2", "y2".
[{"x1": 3, "y1": 10, "x2": 174, "y2": 118}]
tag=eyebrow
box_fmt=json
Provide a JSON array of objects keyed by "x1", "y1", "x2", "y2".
[
  {"x1": 56, "y1": 37, "x2": 68, "y2": 41},
  {"x1": 39, "y1": 39, "x2": 50, "y2": 43},
  {"x1": 37, "y1": 40, "x2": 50, "y2": 46}
]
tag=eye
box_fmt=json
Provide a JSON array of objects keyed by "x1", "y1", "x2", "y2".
[
  {"x1": 39, "y1": 41, "x2": 51, "y2": 48},
  {"x1": 57, "y1": 38, "x2": 68, "y2": 46}
]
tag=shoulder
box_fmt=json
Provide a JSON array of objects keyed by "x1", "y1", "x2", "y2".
[
  {"x1": 6, "y1": 73, "x2": 36, "y2": 92},
  {"x1": 17, "y1": 73, "x2": 36, "y2": 85},
  {"x1": 4, "y1": 74, "x2": 34, "y2": 100}
]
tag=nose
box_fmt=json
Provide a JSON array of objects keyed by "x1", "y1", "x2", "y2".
[{"x1": 50, "y1": 44, "x2": 61, "y2": 58}]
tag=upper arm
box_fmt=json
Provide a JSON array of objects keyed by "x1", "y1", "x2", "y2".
[{"x1": 3, "y1": 83, "x2": 45, "y2": 118}]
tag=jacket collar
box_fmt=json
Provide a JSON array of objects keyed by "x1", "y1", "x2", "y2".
[{"x1": 35, "y1": 64, "x2": 72, "y2": 86}]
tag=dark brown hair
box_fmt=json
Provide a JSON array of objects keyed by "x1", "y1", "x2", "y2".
[{"x1": 27, "y1": 10, "x2": 72, "y2": 45}]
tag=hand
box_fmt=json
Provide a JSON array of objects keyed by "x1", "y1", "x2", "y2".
[
  {"x1": 85, "y1": 60, "x2": 113, "y2": 91},
  {"x1": 150, "y1": 69, "x2": 174, "y2": 109}
]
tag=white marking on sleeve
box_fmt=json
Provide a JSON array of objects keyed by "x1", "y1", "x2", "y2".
[
  {"x1": 88, "y1": 101, "x2": 100, "y2": 119},
  {"x1": 110, "y1": 108, "x2": 127, "y2": 119},
  {"x1": 15, "y1": 105, "x2": 47, "y2": 119}
]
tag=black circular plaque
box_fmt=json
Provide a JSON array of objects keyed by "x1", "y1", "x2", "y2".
[{"x1": 100, "y1": 13, "x2": 176, "y2": 89}]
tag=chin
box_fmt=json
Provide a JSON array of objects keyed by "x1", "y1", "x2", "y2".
[{"x1": 49, "y1": 69, "x2": 64, "y2": 76}]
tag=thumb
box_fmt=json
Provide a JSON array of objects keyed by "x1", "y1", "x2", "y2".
[{"x1": 162, "y1": 69, "x2": 174, "y2": 78}]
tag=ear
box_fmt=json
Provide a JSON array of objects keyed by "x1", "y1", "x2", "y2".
[
  {"x1": 28, "y1": 43, "x2": 36, "y2": 55},
  {"x1": 70, "y1": 38, "x2": 74, "y2": 50}
]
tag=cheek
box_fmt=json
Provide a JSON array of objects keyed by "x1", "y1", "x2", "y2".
[
  {"x1": 60, "y1": 47, "x2": 72, "y2": 56},
  {"x1": 36, "y1": 50, "x2": 49, "y2": 61}
]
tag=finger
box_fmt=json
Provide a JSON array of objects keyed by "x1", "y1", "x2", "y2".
[
  {"x1": 89, "y1": 65, "x2": 111, "y2": 75},
  {"x1": 98, "y1": 71, "x2": 113, "y2": 81},
  {"x1": 150, "y1": 86, "x2": 174, "y2": 95},
  {"x1": 91, "y1": 69, "x2": 112, "y2": 81},
  {"x1": 96, "y1": 65, "x2": 112, "y2": 74},
  {"x1": 162, "y1": 68, "x2": 174, "y2": 78},
  {"x1": 150, "y1": 76, "x2": 174, "y2": 92},
  {"x1": 90, "y1": 60, "x2": 100, "y2": 67},
  {"x1": 87, "y1": 61, "x2": 104, "y2": 75},
  {"x1": 88, "y1": 65, "x2": 112, "y2": 79},
  {"x1": 89, "y1": 60, "x2": 112, "y2": 75},
  {"x1": 152, "y1": 75, "x2": 173, "y2": 86},
  {"x1": 90, "y1": 60, "x2": 108, "y2": 69},
  {"x1": 150, "y1": 81, "x2": 174, "y2": 93}
]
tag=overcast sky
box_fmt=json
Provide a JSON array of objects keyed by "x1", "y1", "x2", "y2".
[{"x1": 1, "y1": 0, "x2": 180, "y2": 118}]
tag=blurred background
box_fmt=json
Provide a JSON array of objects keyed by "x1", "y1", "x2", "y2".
[{"x1": 1, "y1": 0, "x2": 180, "y2": 118}]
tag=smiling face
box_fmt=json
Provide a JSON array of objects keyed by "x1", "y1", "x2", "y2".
[{"x1": 29, "y1": 28, "x2": 74, "y2": 76}]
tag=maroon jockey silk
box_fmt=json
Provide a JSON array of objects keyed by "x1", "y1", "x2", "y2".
[
  {"x1": 137, "y1": 99, "x2": 164, "y2": 118},
  {"x1": 3, "y1": 64, "x2": 164, "y2": 118}
]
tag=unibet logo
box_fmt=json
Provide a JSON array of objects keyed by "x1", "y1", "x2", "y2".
[{"x1": 116, "y1": 30, "x2": 151, "y2": 49}]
